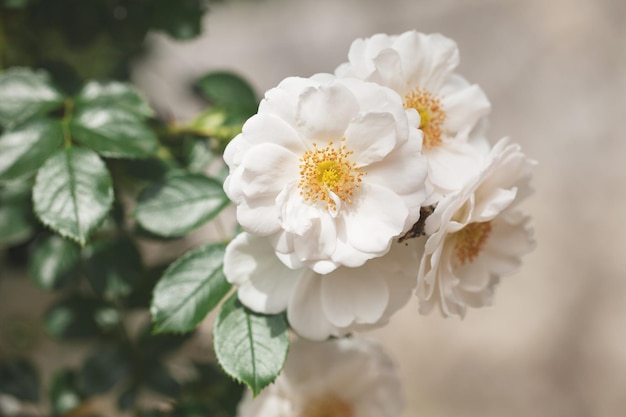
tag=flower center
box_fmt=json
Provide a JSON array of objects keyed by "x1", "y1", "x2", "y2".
[
  {"x1": 453, "y1": 221, "x2": 492, "y2": 266},
  {"x1": 298, "y1": 138, "x2": 363, "y2": 211},
  {"x1": 403, "y1": 87, "x2": 446, "y2": 150},
  {"x1": 299, "y1": 394, "x2": 354, "y2": 417}
]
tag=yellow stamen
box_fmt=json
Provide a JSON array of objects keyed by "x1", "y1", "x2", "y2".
[
  {"x1": 403, "y1": 87, "x2": 446, "y2": 150},
  {"x1": 453, "y1": 221, "x2": 492, "y2": 266},
  {"x1": 300, "y1": 394, "x2": 354, "y2": 417},
  {"x1": 298, "y1": 138, "x2": 363, "y2": 211}
]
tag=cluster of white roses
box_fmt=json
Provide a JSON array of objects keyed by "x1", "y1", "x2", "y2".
[{"x1": 223, "y1": 30, "x2": 536, "y2": 416}]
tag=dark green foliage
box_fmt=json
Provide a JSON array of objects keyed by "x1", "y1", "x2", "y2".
[
  {"x1": 0, "y1": 181, "x2": 36, "y2": 247},
  {"x1": 0, "y1": 358, "x2": 40, "y2": 402},
  {"x1": 0, "y1": 1, "x2": 276, "y2": 413},
  {"x1": 49, "y1": 370, "x2": 83, "y2": 415},
  {"x1": 29, "y1": 234, "x2": 81, "y2": 290},
  {"x1": 83, "y1": 237, "x2": 143, "y2": 300}
]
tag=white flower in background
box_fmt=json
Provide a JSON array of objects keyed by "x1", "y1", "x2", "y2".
[
  {"x1": 335, "y1": 30, "x2": 492, "y2": 199},
  {"x1": 416, "y1": 138, "x2": 536, "y2": 317},
  {"x1": 224, "y1": 232, "x2": 419, "y2": 341},
  {"x1": 223, "y1": 74, "x2": 428, "y2": 274},
  {"x1": 236, "y1": 338, "x2": 404, "y2": 417}
]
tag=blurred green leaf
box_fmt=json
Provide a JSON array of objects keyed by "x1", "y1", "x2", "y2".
[
  {"x1": 0, "y1": 182, "x2": 36, "y2": 246},
  {"x1": 134, "y1": 173, "x2": 229, "y2": 238},
  {"x1": 83, "y1": 237, "x2": 143, "y2": 300},
  {"x1": 213, "y1": 294, "x2": 289, "y2": 396},
  {"x1": 186, "y1": 362, "x2": 244, "y2": 416},
  {"x1": 138, "y1": 326, "x2": 193, "y2": 359},
  {"x1": 29, "y1": 234, "x2": 81, "y2": 291},
  {"x1": 117, "y1": 385, "x2": 138, "y2": 411},
  {"x1": 49, "y1": 370, "x2": 83, "y2": 415},
  {"x1": 44, "y1": 296, "x2": 102, "y2": 340},
  {"x1": 150, "y1": 0, "x2": 207, "y2": 40},
  {"x1": 2, "y1": 0, "x2": 32, "y2": 9},
  {"x1": 0, "y1": 68, "x2": 64, "y2": 128},
  {"x1": 194, "y1": 71, "x2": 257, "y2": 115},
  {"x1": 93, "y1": 306, "x2": 121, "y2": 331},
  {"x1": 189, "y1": 107, "x2": 246, "y2": 143},
  {"x1": 32, "y1": 147, "x2": 113, "y2": 245},
  {"x1": 121, "y1": 158, "x2": 177, "y2": 185},
  {"x1": 75, "y1": 81, "x2": 155, "y2": 119},
  {"x1": 143, "y1": 361, "x2": 180, "y2": 397},
  {"x1": 123, "y1": 264, "x2": 169, "y2": 310},
  {"x1": 0, "y1": 118, "x2": 63, "y2": 182},
  {"x1": 79, "y1": 345, "x2": 132, "y2": 395},
  {"x1": 70, "y1": 106, "x2": 158, "y2": 159},
  {"x1": 183, "y1": 137, "x2": 214, "y2": 173},
  {"x1": 151, "y1": 243, "x2": 230, "y2": 333},
  {"x1": 0, "y1": 358, "x2": 40, "y2": 402}
]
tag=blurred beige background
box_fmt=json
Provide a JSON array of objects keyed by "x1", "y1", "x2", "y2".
[
  {"x1": 133, "y1": 0, "x2": 626, "y2": 415},
  {"x1": 2, "y1": 0, "x2": 625, "y2": 416}
]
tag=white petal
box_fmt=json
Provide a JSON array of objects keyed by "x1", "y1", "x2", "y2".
[
  {"x1": 236, "y1": 197, "x2": 281, "y2": 236},
  {"x1": 296, "y1": 82, "x2": 359, "y2": 143},
  {"x1": 223, "y1": 132, "x2": 251, "y2": 168},
  {"x1": 344, "y1": 183, "x2": 408, "y2": 254},
  {"x1": 343, "y1": 112, "x2": 398, "y2": 166},
  {"x1": 400, "y1": 32, "x2": 459, "y2": 91},
  {"x1": 366, "y1": 134, "x2": 428, "y2": 196},
  {"x1": 276, "y1": 183, "x2": 317, "y2": 235},
  {"x1": 239, "y1": 143, "x2": 298, "y2": 198},
  {"x1": 472, "y1": 187, "x2": 517, "y2": 222},
  {"x1": 292, "y1": 212, "x2": 338, "y2": 267},
  {"x1": 425, "y1": 141, "x2": 484, "y2": 194},
  {"x1": 224, "y1": 233, "x2": 300, "y2": 314},
  {"x1": 320, "y1": 267, "x2": 388, "y2": 327},
  {"x1": 287, "y1": 273, "x2": 338, "y2": 340},
  {"x1": 371, "y1": 48, "x2": 405, "y2": 92},
  {"x1": 241, "y1": 113, "x2": 305, "y2": 154},
  {"x1": 259, "y1": 76, "x2": 313, "y2": 126},
  {"x1": 440, "y1": 75, "x2": 491, "y2": 135}
]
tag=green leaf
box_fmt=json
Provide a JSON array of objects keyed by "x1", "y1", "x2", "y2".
[
  {"x1": 70, "y1": 106, "x2": 159, "y2": 158},
  {"x1": 79, "y1": 345, "x2": 132, "y2": 395},
  {"x1": 44, "y1": 296, "x2": 103, "y2": 340},
  {"x1": 213, "y1": 294, "x2": 289, "y2": 396},
  {"x1": 32, "y1": 147, "x2": 113, "y2": 245},
  {"x1": 0, "y1": 68, "x2": 64, "y2": 128},
  {"x1": 183, "y1": 137, "x2": 214, "y2": 173},
  {"x1": 151, "y1": 243, "x2": 230, "y2": 333},
  {"x1": 29, "y1": 235, "x2": 81, "y2": 291},
  {"x1": 150, "y1": 0, "x2": 207, "y2": 40},
  {"x1": 195, "y1": 72, "x2": 257, "y2": 114},
  {"x1": 0, "y1": 118, "x2": 64, "y2": 182},
  {"x1": 0, "y1": 358, "x2": 40, "y2": 402},
  {"x1": 50, "y1": 370, "x2": 83, "y2": 415},
  {"x1": 117, "y1": 386, "x2": 138, "y2": 411},
  {"x1": 75, "y1": 81, "x2": 155, "y2": 119},
  {"x1": 189, "y1": 107, "x2": 245, "y2": 143},
  {"x1": 134, "y1": 173, "x2": 229, "y2": 238},
  {"x1": 2, "y1": 0, "x2": 32, "y2": 9},
  {"x1": 138, "y1": 326, "x2": 193, "y2": 359},
  {"x1": 187, "y1": 362, "x2": 244, "y2": 415},
  {"x1": 143, "y1": 361, "x2": 180, "y2": 397},
  {"x1": 83, "y1": 237, "x2": 143, "y2": 300},
  {"x1": 0, "y1": 182, "x2": 36, "y2": 246}
]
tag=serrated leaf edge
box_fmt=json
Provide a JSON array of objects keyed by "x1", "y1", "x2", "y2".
[
  {"x1": 212, "y1": 295, "x2": 289, "y2": 397},
  {"x1": 150, "y1": 242, "x2": 228, "y2": 334}
]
